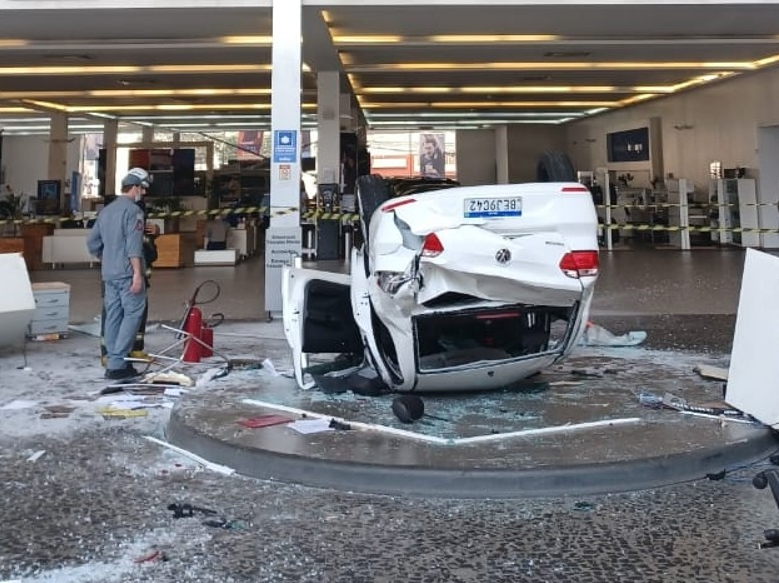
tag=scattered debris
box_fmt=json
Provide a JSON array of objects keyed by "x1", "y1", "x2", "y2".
[
  {"x1": 243, "y1": 397, "x2": 642, "y2": 445},
  {"x1": 143, "y1": 371, "x2": 193, "y2": 387},
  {"x1": 134, "y1": 549, "x2": 168, "y2": 564},
  {"x1": 570, "y1": 369, "x2": 603, "y2": 378},
  {"x1": 163, "y1": 387, "x2": 188, "y2": 397},
  {"x1": 41, "y1": 404, "x2": 75, "y2": 419},
  {"x1": 0, "y1": 399, "x2": 37, "y2": 411},
  {"x1": 143, "y1": 436, "x2": 235, "y2": 476},
  {"x1": 287, "y1": 418, "x2": 334, "y2": 435},
  {"x1": 196, "y1": 367, "x2": 229, "y2": 387},
  {"x1": 573, "y1": 501, "x2": 593, "y2": 512},
  {"x1": 203, "y1": 517, "x2": 247, "y2": 530},
  {"x1": 581, "y1": 322, "x2": 647, "y2": 347},
  {"x1": 98, "y1": 407, "x2": 148, "y2": 419},
  {"x1": 261, "y1": 358, "x2": 279, "y2": 376},
  {"x1": 637, "y1": 391, "x2": 754, "y2": 424},
  {"x1": 168, "y1": 502, "x2": 217, "y2": 519},
  {"x1": 694, "y1": 364, "x2": 729, "y2": 381},
  {"x1": 228, "y1": 358, "x2": 264, "y2": 371},
  {"x1": 328, "y1": 419, "x2": 352, "y2": 431},
  {"x1": 26, "y1": 450, "x2": 46, "y2": 462},
  {"x1": 236, "y1": 414, "x2": 293, "y2": 429}
]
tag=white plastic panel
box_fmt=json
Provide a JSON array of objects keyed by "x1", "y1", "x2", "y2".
[
  {"x1": 725, "y1": 249, "x2": 779, "y2": 426},
  {"x1": 0, "y1": 253, "x2": 35, "y2": 347}
]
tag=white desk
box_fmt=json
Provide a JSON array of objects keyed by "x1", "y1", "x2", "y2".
[
  {"x1": 42, "y1": 229, "x2": 99, "y2": 267},
  {"x1": 227, "y1": 225, "x2": 256, "y2": 260}
]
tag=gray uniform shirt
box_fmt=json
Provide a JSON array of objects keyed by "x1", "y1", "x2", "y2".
[{"x1": 86, "y1": 196, "x2": 145, "y2": 281}]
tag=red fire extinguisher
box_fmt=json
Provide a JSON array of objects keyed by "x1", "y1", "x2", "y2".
[
  {"x1": 200, "y1": 324, "x2": 214, "y2": 358},
  {"x1": 182, "y1": 306, "x2": 203, "y2": 363},
  {"x1": 177, "y1": 281, "x2": 222, "y2": 364}
]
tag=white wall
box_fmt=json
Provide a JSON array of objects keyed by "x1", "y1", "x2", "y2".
[
  {"x1": 455, "y1": 129, "x2": 496, "y2": 186},
  {"x1": 1, "y1": 134, "x2": 81, "y2": 201},
  {"x1": 456, "y1": 125, "x2": 567, "y2": 185},
  {"x1": 757, "y1": 126, "x2": 779, "y2": 247},
  {"x1": 567, "y1": 66, "x2": 779, "y2": 193}
]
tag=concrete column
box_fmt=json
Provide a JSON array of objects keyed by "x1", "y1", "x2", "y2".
[
  {"x1": 265, "y1": 0, "x2": 303, "y2": 315},
  {"x1": 141, "y1": 125, "x2": 154, "y2": 145},
  {"x1": 47, "y1": 113, "x2": 69, "y2": 193},
  {"x1": 495, "y1": 125, "x2": 509, "y2": 184},
  {"x1": 103, "y1": 119, "x2": 119, "y2": 196},
  {"x1": 340, "y1": 93, "x2": 355, "y2": 133},
  {"x1": 317, "y1": 71, "x2": 340, "y2": 185}
]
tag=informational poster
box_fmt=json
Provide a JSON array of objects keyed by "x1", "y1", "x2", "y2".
[
  {"x1": 419, "y1": 133, "x2": 445, "y2": 178},
  {"x1": 264, "y1": 227, "x2": 302, "y2": 314},
  {"x1": 237, "y1": 130, "x2": 264, "y2": 160},
  {"x1": 273, "y1": 130, "x2": 298, "y2": 164}
]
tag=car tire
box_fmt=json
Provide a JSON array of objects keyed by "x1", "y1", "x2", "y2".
[
  {"x1": 356, "y1": 175, "x2": 391, "y2": 276},
  {"x1": 536, "y1": 151, "x2": 576, "y2": 182}
]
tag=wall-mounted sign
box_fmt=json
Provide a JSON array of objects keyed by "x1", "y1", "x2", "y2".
[
  {"x1": 273, "y1": 130, "x2": 298, "y2": 163},
  {"x1": 607, "y1": 127, "x2": 650, "y2": 163}
]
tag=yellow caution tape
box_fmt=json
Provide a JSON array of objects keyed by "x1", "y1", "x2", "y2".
[
  {"x1": 4, "y1": 204, "x2": 775, "y2": 234},
  {"x1": 596, "y1": 202, "x2": 779, "y2": 209},
  {"x1": 604, "y1": 223, "x2": 779, "y2": 233}
]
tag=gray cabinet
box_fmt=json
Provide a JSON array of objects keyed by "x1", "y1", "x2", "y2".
[
  {"x1": 710, "y1": 179, "x2": 758, "y2": 247},
  {"x1": 28, "y1": 282, "x2": 70, "y2": 339}
]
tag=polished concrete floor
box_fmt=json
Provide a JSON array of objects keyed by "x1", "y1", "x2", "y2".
[{"x1": 29, "y1": 244, "x2": 750, "y2": 325}]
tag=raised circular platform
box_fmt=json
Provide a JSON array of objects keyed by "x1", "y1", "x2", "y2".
[{"x1": 166, "y1": 338, "x2": 777, "y2": 498}]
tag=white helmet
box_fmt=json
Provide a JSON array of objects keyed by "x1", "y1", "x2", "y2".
[{"x1": 121, "y1": 167, "x2": 153, "y2": 189}]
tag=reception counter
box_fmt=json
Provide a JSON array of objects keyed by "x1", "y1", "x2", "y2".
[{"x1": 154, "y1": 233, "x2": 195, "y2": 268}]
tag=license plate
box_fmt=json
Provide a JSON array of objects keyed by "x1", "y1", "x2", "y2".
[{"x1": 464, "y1": 196, "x2": 522, "y2": 218}]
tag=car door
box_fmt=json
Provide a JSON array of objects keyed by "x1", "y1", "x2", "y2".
[{"x1": 282, "y1": 266, "x2": 364, "y2": 389}]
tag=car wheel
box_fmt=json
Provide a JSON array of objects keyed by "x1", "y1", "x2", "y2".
[{"x1": 536, "y1": 151, "x2": 576, "y2": 182}]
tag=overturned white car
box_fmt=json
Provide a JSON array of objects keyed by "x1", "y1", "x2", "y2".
[{"x1": 283, "y1": 176, "x2": 599, "y2": 393}]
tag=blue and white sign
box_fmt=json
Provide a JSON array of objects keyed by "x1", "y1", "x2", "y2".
[{"x1": 273, "y1": 130, "x2": 298, "y2": 163}]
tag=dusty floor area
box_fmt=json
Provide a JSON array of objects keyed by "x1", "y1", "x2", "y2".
[{"x1": 1, "y1": 321, "x2": 779, "y2": 581}]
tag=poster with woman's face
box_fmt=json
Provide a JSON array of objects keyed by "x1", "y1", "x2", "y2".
[{"x1": 419, "y1": 133, "x2": 445, "y2": 178}]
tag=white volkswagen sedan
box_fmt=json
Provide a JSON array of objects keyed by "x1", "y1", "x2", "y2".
[{"x1": 283, "y1": 176, "x2": 599, "y2": 393}]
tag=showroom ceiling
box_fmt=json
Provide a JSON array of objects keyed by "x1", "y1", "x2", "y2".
[{"x1": 1, "y1": 2, "x2": 779, "y2": 134}]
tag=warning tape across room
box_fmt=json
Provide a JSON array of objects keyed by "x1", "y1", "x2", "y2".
[
  {"x1": 2, "y1": 205, "x2": 778, "y2": 234},
  {"x1": 0, "y1": 207, "x2": 360, "y2": 225}
]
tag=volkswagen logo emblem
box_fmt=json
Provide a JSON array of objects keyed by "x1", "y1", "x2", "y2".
[{"x1": 495, "y1": 248, "x2": 511, "y2": 264}]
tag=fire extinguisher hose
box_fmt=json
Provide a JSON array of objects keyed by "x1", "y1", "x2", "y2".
[{"x1": 176, "y1": 280, "x2": 221, "y2": 339}]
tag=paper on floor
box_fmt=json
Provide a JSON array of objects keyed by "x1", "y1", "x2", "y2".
[
  {"x1": 581, "y1": 322, "x2": 646, "y2": 347},
  {"x1": 0, "y1": 399, "x2": 38, "y2": 410},
  {"x1": 287, "y1": 418, "x2": 334, "y2": 435}
]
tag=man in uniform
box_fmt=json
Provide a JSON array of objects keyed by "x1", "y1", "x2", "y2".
[{"x1": 87, "y1": 168, "x2": 150, "y2": 380}]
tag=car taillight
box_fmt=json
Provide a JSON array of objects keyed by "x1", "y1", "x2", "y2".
[
  {"x1": 559, "y1": 250, "x2": 599, "y2": 278},
  {"x1": 421, "y1": 233, "x2": 444, "y2": 257},
  {"x1": 561, "y1": 185, "x2": 590, "y2": 193},
  {"x1": 382, "y1": 198, "x2": 416, "y2": 212}
]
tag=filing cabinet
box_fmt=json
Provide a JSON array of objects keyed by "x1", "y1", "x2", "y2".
[{"x1": 28, "y1": 282, "x2": 70, "y2": 339}]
